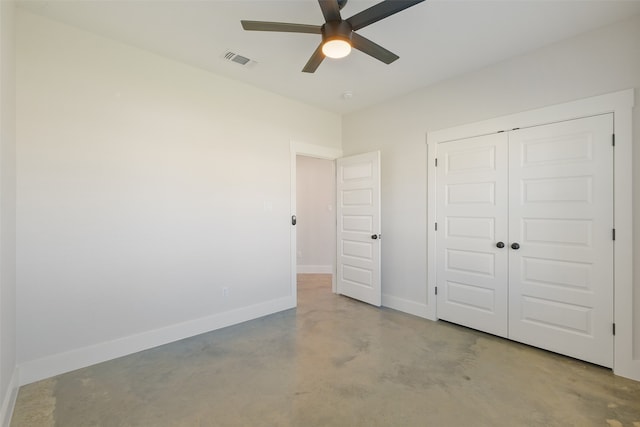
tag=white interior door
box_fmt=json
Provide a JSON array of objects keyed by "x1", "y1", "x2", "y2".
[
  {"x1": 435, "y1": 133, "x2": 509, "y2": 337},
  {"x1": 336, "y1": 151, "x2": 381, "y2": 306},
  {"x1": 508, "y1": 114, "x2": 614, "y2": 367}
]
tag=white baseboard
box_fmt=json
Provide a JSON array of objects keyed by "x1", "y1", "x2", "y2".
[
  {"x1": 614, "y1": 358, "x2": 640, "y2": 382},
  {"x1": 296, "y1": 265, "x2": 333, "y2": 274},
  {"x1": 1, "y1": 368, "x2": 19, "y2": 427},
  {"x1": 19, "y1": 296, "x2": 296, "y2": 386},
  {"x1": 382, "y1": 294, "x2": 434, "y2": 320}
]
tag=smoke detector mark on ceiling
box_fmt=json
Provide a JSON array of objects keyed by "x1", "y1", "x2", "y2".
[{"x1": 222, "y1": 50, "x2": 257, "y2": 67}]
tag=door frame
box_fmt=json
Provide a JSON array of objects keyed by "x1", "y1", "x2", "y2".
[
  {"x1": 290, "y1": 141, "x2": 343, "y2": 302},
  {"x1": 426, "y1": 89, "x2": 636, "y2": 380}
]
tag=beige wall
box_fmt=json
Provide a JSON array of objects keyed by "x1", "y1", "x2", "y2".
[
  {"x1": 13, "y1": 3, "x2": 640, "y2": 389},
  {"x1": 296, "y1": 156, "x2": 335, "y2": 273},
  {"x1": 16, "y1": 10, "x2": 340, "y2": 383},
  {"x1": 343, "y1": 14, "x2": 640, "y2": 354},
  {"x1": 0, "y1": 0, "x2": 17, "y2": 423}
]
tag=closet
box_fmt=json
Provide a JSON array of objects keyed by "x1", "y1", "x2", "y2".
[{"x1": 435, "y1": 114, "x2": 614, "y2": 367}]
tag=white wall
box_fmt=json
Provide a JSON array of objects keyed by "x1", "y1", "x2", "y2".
[
  {"x1": 0, "y1": 0, "x2": 18, "y2": 424},
  {"x1": 16, "y1": 10, "x2": 340, "y2": 384},
  {"x1": 343, "y1": 14, "x2": 640, "y2": 355},
  {"x1": 296, "y1": 156, "x2": 335, "y2": 274}
]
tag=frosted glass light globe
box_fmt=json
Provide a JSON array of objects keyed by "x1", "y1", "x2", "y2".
[{"x1": 322, "y1": 39, "x2": 351, "y2": 59}]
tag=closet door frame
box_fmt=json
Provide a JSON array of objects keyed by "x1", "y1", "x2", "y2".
[{"x1": 426, "y1": 89, "x2": 636, "y2": 381}]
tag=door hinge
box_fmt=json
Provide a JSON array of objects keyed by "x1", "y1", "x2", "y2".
[
  {"x1": 435, "y1": 158, "x2": 438, "y2": 167},
  {"x1": 612, "y1": 228, "x2": 616, "y2": 241},
  {"x1": 612, "y1": 134, "x2": 615, "y2": 146},
  {"x1": 613, "y1": 323, "x2": 616, "y2": 336},
  {"x1": 435, "y1": 222, "x2": 438, "y2": 231},
  {"x1": 435, "y1": 286, "x2": 438, "y2": 295}
]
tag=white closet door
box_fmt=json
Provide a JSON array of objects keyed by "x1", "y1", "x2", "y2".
[
  {"x1": 436, "y1": 133, "x2": 509, "y2": 337},
  {"x1": 508, "y1": 114, "x2": 614, "y2": 367}
]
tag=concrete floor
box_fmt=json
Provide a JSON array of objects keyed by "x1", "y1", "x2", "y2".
[{"x1": 11, "y1": 274, "x2": 640, "y2": 426}]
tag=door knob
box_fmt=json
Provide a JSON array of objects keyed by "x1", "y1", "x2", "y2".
[
  {"x1": 496, "y1": 241, "x2": 505, "y2": 248},
  {"x1": 511, "y1": 242, "x2": 520, "y2": 250},
  {"x1": 371, "y1": 234, "x2": 379, "y2": 240}
]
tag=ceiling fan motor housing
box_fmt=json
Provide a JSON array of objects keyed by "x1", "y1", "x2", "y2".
[{"x1": 322, "y1": 21, "x2": 353, "y2": 44}]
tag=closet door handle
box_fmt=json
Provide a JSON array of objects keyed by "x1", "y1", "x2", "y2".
[
  {"x1": 496, "y1": 242, "x2": 505, "y2": 248},
  {"x1": 511, "y1": 242, "x2": 520, "y2": 250}
]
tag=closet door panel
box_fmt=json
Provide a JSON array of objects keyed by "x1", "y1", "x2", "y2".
[
  {"x1": 508, "y1": 114, "x2": 614, "y2": 367},
  {"x1": 436, "y1": 133, "x2": 509, "y2": 337}
]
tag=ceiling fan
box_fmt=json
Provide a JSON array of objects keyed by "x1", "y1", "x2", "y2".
[{"x1": 241, "y1": 0, "x2": 426, "y2": 73}]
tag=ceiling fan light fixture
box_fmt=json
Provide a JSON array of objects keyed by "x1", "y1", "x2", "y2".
[
  {"x1": 322, "y1": 38, "x2": 352, "y2": 59},
  {"x1": 241, "y1": 0, "x2": 426, "y2": 72}
]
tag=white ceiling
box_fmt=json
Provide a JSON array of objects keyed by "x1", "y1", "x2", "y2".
[{"x1": 17, "y1": 0, "x2": 640, "y2": 115}]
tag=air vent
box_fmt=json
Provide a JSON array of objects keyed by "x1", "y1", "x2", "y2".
[{"x1": 222, "y1": 50, "x2": 256, "y2": 67}]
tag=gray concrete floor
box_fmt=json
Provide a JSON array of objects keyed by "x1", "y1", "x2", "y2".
[{"x1": 11, "y1": 274, "x2": 640, "y2": 426}]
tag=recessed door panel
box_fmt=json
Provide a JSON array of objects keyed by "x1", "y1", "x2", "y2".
[
  {"x1": 520, "y1": 296, "x2": 592, "y2": 335},
  {"x1": 521, "y1": 257, "x2": 591, "y2": 290},
  {"x1": 342, "y1": 240, "x2": 372, "y2": 260},
  {"x1": 341, "y1": 162, "x2": 372, "y2": 181},
  {"x1": 342, "y1": 189, "x2": 373, "y2": 206},
  {"x1": 446, "y1": 146, "x2": 496, "y2": 173},
  {"x1": 522, "y1": 177, "x2": 592, "y2": 204},
  {"x1": 446, "y1": 217, "x2": 495, "y2": 240},
  {"x1": 522, "y1": 219, "x2": 592, "y2": 247},
  {"x1": 446, "y1": 249, "x2": 495, "y2": 277},
  {"x1": 521, "y1": 133, "x2": 593, "y2": 166},
  {"x1": 446, "y1": 182, "x2": 495, "y2": 205},
  {"x1": 446, "y1": 281, "x2": 496, "y2": 313},
  {"x1": 342, "y1": 215, "x2": 373, "y2": 232},
  {"x1": 342, "y1": 265, "x2": 372, "y2": 288}
]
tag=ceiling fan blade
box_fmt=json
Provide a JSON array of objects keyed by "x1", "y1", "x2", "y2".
[
  {"x1": 347, "y1": 0, "x2": 425, "y2": 31},
  {"x1": 241, "y1": 21, "x2": 322, "y2": 34},
  {"x1": 351, "y1": 32, "x2": 399, "y2": 64},
  {"x1": 318, "y1": 0, "x2": 342, "y2": 22},
  {"x1": 302, "y1": 44, "x2": 325, "y2": 73}
]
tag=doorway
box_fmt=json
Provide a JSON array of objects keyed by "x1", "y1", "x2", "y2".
[
  {"x1": 295, "y1": 155, "x2": 336, "y2": 303},
  {"x1": 295, "y1": 155, "x2": 336, "y2": 295},
  {"x1": 289, "y1": 142, "x2": 343, "y2": 302},
  {"x1": 289, "y1": 143, "x2": 382, "y2": 308}
]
